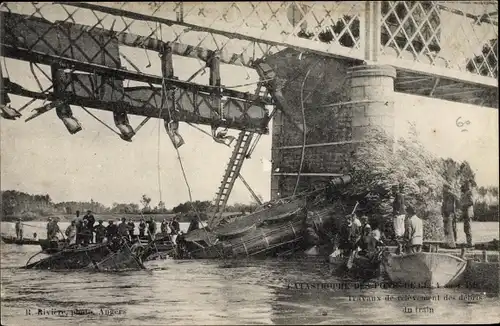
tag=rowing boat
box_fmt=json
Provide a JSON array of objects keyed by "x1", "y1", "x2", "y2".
[
  {"x1": 382, "y1": 252, "x2": 467, "y2": 288},
  {"x1": 1, "y1": 235, "x2": 39, "y2": 245}
]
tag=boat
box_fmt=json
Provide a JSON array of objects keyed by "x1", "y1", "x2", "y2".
[
  {"x1": 382, "y1": 252, "x2": 467, "y2": 288},
  {"x1": 39, "y1": 239, "x2": 67, "y2": 254},
  {"x1": 86, "y1": 243, "x2": 145, "y2": 271},
  {"x1": 1, "y1": 234, "x2": 40, "y2": 245}
]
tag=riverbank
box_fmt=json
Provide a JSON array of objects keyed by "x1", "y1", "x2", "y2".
[{"x1": 1, "y1": 212, "x2": 243, "y2": 223}]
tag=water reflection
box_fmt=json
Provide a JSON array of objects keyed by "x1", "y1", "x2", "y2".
[{"x1": 1, "y1": 222, "x2": 500, "y2": 325}]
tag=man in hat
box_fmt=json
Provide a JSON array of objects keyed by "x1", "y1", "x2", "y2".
[
  {"x1": 392, "y1": 184, "x2": 406, "y2": 254},
  {"x1": 404, "y1": 205, "x2": 423, "y2": 254},
  {"x1": 106, "y1": 220, "x2": 118, "y2": 241},
  {"x1": 460, "y1": 181, "x2": 474, "y2": 247},
  {"x1": 127, "y1": 219, "x2": 135, "y2": 238},
  {"x1": 83, "y1": 210, "x2": 95, "y2": 242},
  {"x1": 94, "y1": 220, "x2": 106, "y2": 243},
  {"x1": 118, "y1": 217, "x2": 130, "y2": 241},
  {"x1": 160, "y1": 218, "x2": 170, "y2": 234},
  {"x1": 139, "y1": 218, "x2": 147, "y2": 238},
  {"x1": 65, "y1": 220, "x2": 77, "y2": 245},
  {"x1": 46, "y1": 217, "x2": 54, "y2": 240},
  {"x1": 15, "y1": 218, "x2": 23, "y2": 240},
  {"x1": 147, "y1": 216, "x2": 157, "y2": 241},
  {"x1": 442, "y1": 183, "x2": 458, "y2": 247}
]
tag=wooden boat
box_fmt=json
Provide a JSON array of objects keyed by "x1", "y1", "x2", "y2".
[
  {"x1": 39, "y1": 239, "x2": 67, "y2": 254},
  {"x1": 382, "y1": 252, "x2": 467, "y2": 288},
  {"x1": 25, "y1": 243, "x2": 114, "y2": 270},
  {"x1": 1, "y1": 235, "x2": 39, "y2": 245}
]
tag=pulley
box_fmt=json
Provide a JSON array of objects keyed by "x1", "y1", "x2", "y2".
[{"x1": 164, "y1": 119, "x2": 185, "y2": 149}]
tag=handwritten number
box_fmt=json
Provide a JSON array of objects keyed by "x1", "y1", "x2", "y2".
[{"x1": 456, "y1": 117, "x2": 471, "y2": 132}]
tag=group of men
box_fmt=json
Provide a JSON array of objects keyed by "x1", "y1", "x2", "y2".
[
  {"x1": 61, "y1": 211, "x2": 184, "y2": 246},
  {"x1": 392, "y1": 181, "x2": 475, "y2": 253}
]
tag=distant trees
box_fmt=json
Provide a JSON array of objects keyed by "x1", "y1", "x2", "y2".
[
  {"x1": 140, "y1": 194, "x2": 152, "y2": 212},
  {"x1": 1, "y1": 190, "x2": 56, "y2": 217}
]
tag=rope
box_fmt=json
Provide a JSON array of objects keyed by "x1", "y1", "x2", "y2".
[
  {"x1": 224, "y1": 78, "x2": 275, "y2": 89},
  {"x1": 80, "y1": 106, "x2": 121, "y2": 136},
  {"x1": 292, "y1": 66, "x2": 312, "y2": 196}
]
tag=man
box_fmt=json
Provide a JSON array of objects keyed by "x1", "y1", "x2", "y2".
[
  {"x1": 94, "y1": 220, "x2": 106, "y2": 243},
  {"x1": 81, "y1": 220, "x2": 92, "y2": 245},
  {"x1": 392, "y1": 184, "x2": 406, "y2": 254},
  {"x1": 83, "y1": 210, "x2": 95, "y2": 242},
  {"x1": 75, "y1": 210, "x2": 83, "y2": 245},
  {"x1": 170, "y1": 216, "x2": 180, "y2": 235},
  {"x1": 65, "y1": 220, "x2": 77, "y2": 245},
  {"x1": 139, "y1": 218, "x2": 147, "y2": 238},
  {"x1": 51, "y1": 218, "x2": 61, "y2": 241},
  {"x1": 46, "y1": 217, "x2": 54, "y2": 240},
  {"x1": 460, "y1": 182, "x2": 474, "y2": 247},
  {"x1": 118, "y1": 217, "x2": 130, "y2": 241},
  {"x1": 127, "y1": 219, "x2": 135, "y2": 238},
  {"x1": 355, "y1": 224, "x2": 380, "y2": 259},
  {"x1": 187, "y1": 215, "x2": 200, "y2": 233},
  {"x1": 160, "y1": 219, "x2": 169, "y2": 234},
  {"x1": 15, "y1": 218, "x2": 23, "y2": 240},
  {"x1": 147, "y1": 217, "x2": 157, "y2": 241},
  {"x1": 442, "y1": 184, "x2": 458, "y2": 247},
  {"x1": 404, "y1": 205, "x2": 423, "y2": 253},
  {"x1": 106, "y1": 221, "x2": 118, "y2": 241}
]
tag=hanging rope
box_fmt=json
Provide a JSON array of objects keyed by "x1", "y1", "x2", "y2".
[
  {"x1": 292, "y1": 67, "x2": 312, "y2": 196},
  {"x1": 80, "y1": 106, "x2": 121, "y2": 136}
]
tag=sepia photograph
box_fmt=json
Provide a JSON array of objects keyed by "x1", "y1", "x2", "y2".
[{"x1": 1, "y1": 1, "x2": 498, "y2": 325}]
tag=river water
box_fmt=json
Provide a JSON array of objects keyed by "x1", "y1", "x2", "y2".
[{"x1": 1, "y1": 221, "x2": 499, "y2": 325}]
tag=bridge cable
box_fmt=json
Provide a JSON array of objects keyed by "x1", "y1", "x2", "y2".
[{"x1": 80, "y1": 106, "x2": 121, "y2": 136}]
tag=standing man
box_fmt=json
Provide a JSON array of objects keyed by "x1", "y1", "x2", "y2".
[
  {"x1": 94, "y1": 220, "x2": 106, "y2": 243},
  {"x1": 65, "y1": 221, "x2": 77, "y2": 245},
  {"x1": 392, "y1": 184, "x2": 406, "y2": 254},
  {"x1": 15, "y1": 218, "x2": 23, "y2": 240},
  {"x1": 127, "y1": 219, "x2": 135, "y2": 238},
  {"x1": 404, "y1": 205, "x2": 423, "y2": 254},
  {"x1": 460, "y1": 181, "x2": 474, "y2": 248},
  {"x1": 442, "y1": 184, "x2": 458, "y2": 247},
  {"x1": 83, "y1": 210, "x2": 95, "y2": 243},
  {"x1": 106, "y1": 221, "x2": 118, "y2": 241},
  {"x1": 118, "y1": 217, "x2": 130, "y2": 241},
  {"x1": 139, "y1": 218, "x2": 147, "y2": 239},
  {"x1": 147, "y1": 217, "x2": 157, "y2": 241},
  {"x1": 75, "y1": 210, "x2": 83, "y2": 245}
]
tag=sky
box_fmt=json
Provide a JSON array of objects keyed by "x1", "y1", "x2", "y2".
[{"x1": 0, "y1": 2, "x2": 498, "y2": 209}]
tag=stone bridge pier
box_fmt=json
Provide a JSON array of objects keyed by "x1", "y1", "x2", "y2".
[{"x1": 265, "y1": 51, "x2": 398, "y2": 200}]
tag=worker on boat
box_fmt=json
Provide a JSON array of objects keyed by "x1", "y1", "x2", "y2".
[
  {"x1": 95, "y1": 220, "x2": 106, "y2": 243},
  {"x1": 403, "y1": 205, "x2": 423, "y2": 254},
  {"x1": 147, "y1": 217, "x2": 157, "y2": 241},
  {"x1": 46, "y1": 217, "x2": 53, "y2": 240},
  {"x1": 106, "y1": 220, "x2": 118, "y2": 241},
  {"x1": 371, "y1": 221, "x2": 382, "y2": 242},
  {"x1": 75, "y1": 210, "x2": 84, "y2": 245},
  {"x1": 392, "y1": 184, "x2": 406, "y2": 254},
  {"x1": 442, "y1": 183, "x2": 458, "y2": 247},
  {"x1": 33, "y1": 232, "x2": 38, "y2": 241},
  {"x1": 15, "y1": 218, "x2": 23, "y2": 240},
  {"x1": 81, "y1": 220, "x2": 92, "y2": 245},
  {"x1": 355, "y1": 224, "x2": 379, "y2": 258},
  {"x1": 127, "y1": 219, "x2": 135, "y2": 238},
  {"x1": 460, "y1": 181, "x2": 474, "y2": 248},
  {"x1": 187, "y1": 215, "x2": 200, "y2": 233},
  {"x1": 83, "y1": 210, "x2": 95, "y2": 240},
  {"x1": 118, "y1": 217, "x2": 130, "y2": 241},
  {"x1": 65, "y1": 220, "x2": 77, "y2": 245},
  {"x1": 51, "y1": 218, "x2": 61, "y2": 241},
  {"x1": 160, "y1": 219, "x2": 170, "y2": 234},
  {"x1": 139, "y1": 219, "x2": 147, "y2": 238},
  {"x1": 170, "y1": 216, "x2": 180, "y2": 244}
]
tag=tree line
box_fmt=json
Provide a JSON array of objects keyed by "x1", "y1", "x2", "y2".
[{"x1": 0, "y1": 191, "x2": 260, "y2": 220}]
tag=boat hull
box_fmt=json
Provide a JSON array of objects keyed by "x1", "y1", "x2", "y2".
[
  {"x1": 382, "y1": 252, "x2": 467, "y2": 288},
  {"x1": 1, "y1": 235, "x2": 39, "y2": 245}
]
